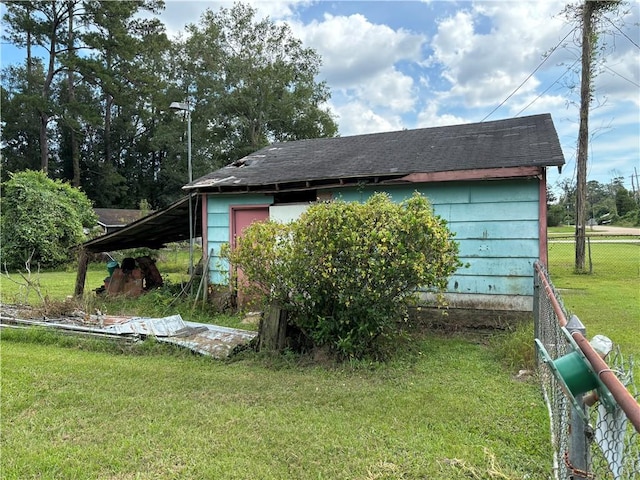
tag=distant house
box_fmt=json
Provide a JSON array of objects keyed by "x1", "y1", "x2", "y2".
[
  {"x1": 94, "y1": 208, "x2": 150, "y2": 234},
  {"x1": 183, "y1": 113, "x2": 565, "y2": 315}
]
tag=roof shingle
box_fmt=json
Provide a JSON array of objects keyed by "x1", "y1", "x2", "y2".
[{"x1": 188, "y1": 113, "x2": 564, "y2": 193}]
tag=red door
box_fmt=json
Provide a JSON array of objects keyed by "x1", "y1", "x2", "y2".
[
  {"x1": 230, "y1": 206, "x2": 270, "y2": 306},
  {"x1": 231, "y1": 206, "x2": 270, "y2": 249}
]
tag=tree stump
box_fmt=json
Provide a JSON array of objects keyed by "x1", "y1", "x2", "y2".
[{"x1": 257, "y1": 305, "x2": 288, "y2": 352}]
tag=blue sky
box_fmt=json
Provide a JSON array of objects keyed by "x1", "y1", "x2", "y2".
[{"x1": 2, "y1": 1, "x2": 639, "y2": 193}]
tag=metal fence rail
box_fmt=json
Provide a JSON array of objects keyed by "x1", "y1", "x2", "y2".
[{"x1": 534, "y1": 260, "x2": 640, "y2": 480}]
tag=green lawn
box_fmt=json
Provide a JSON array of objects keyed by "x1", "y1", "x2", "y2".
[
  {"x1": 0, "y1": 247, "x2": 196, "y2": 306},
  {"x1": 547, "y1": 240, "x2": 640, "y2": 360},
  {"x1": 1, "y1": 330, "x2": 550, "y2": 479},
  {"x1": 1, "y1": 239, "x2": 638, "y2": 479}
]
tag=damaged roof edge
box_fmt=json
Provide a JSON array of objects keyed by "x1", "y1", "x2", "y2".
[
  {"x1": 81, "y1": 194, "x2": 201, "y2": 253},
  {"x1": 182, "y1": 165, "x2": 548, "y2": 194}
]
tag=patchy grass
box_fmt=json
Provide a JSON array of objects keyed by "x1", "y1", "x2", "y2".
[
  {"x1": 547, "y1": 226, "x2": 576, "y2": 235},
  {"x1": 547, "y1": 239, "x2": 640, "y2": 385},
  {"x1": 0, "y1": 246, "x2": 250, "y2": 328},
  {"x1": 1, "y1": 329, "x2": 551, "y2": 479}
]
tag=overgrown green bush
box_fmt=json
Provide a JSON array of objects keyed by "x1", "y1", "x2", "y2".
[
  {"x1": 0, "y1": 170, "x2": 97, "y2": 270},
  {"x1": 224, "y1": 192, "x2": 462, "y2": 358}
]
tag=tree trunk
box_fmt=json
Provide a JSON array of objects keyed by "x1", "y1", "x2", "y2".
[
  {"x1": 26, "y1": 4, "x2": 32, "y2": 90},
  {"x1": 40, "y1": 0, "x2": 62, "y2": 174},
  {"x1": 68, "y1": 1, "x2": 80, "y2": 187},
  {"x1": 39, "y1": 112, "x2": 49, "y2": 173},
  {"x1": 575, "y1": 1, "x2": 595, "y2": 272},
  {"x1": 104, "y1": 45, "x2": 113, "y2": 166}
]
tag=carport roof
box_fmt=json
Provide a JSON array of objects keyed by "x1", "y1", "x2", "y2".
[{"x1": 82, "y1": 195, "x2": 201, "y2": 253}]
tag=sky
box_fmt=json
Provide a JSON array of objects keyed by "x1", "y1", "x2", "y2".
[{"x1": 2, "y1": 1, "x2": 639, "y2": 194}]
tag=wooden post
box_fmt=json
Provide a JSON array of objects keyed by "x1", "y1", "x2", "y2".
[
  {"x1": 74, "y1": 248, "x2": 89, "y2": 297},
  {"x1": 258, "y1": 305, "x2": 288, "y2": 352}
]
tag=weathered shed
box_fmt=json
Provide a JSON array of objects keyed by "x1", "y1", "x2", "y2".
[{"x1": 186, "y1": 113, "x2": 564, "y2": 315}]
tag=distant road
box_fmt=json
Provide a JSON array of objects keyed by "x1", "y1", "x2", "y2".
[
  {"x1": 588, "y1": 225, "x2": 640, "y2": 235},
  {"x1": 548, "y1": 225, "x2": 640, "y2": 244}
]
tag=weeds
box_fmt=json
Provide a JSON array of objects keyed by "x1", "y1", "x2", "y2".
[{"x1": 490, "y1": 320, "x2": 537, "y2": 372}]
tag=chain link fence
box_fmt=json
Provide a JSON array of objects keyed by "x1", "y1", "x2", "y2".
[
  {"x1": 548, "y1": 234, "x2": 640, "y2": 273},
  {"x1": 534, "y1": 261, "x2": 640, "y2": 480}
]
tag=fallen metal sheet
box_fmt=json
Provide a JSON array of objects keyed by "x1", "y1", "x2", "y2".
[
  {"x1": 103, "y1": 314, "x2": 193, "y2": 337},
  {"x1": 0, "y1": 313, "x2": 257, "y2": 359},
  {"x1": 158, "y1": 321, "x2": 258, "y2": 357}
]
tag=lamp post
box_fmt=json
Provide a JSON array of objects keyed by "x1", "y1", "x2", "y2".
[{"x1": 169, "y1": 101, "x2": 194, "y2": 281}]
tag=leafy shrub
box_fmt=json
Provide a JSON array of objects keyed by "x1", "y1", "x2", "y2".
[
  {"x1": 224, "y1": 192, "x2": 462, "y2": 358},
  {"x1": 0, "y1": 170, "x2": 97, "y2": 270}
]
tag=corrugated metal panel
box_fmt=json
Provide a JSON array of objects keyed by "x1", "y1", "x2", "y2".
[{"x1": 0, "y1": 313, "x2": 257, "y2": 359}]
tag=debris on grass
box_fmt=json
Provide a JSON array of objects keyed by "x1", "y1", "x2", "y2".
[{"x1": 0, "y1": 305, "x2": 256, "y2": 359}]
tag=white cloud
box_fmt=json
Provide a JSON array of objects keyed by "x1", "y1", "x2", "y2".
[
  {"x1": 429, "y1": 2, "x2": 573, "y2": 107},
  {"x1": 416, "y1": 101, "x2": 467, "y2": 128},
  {"x1": 355, "y1": 69, "x2": 416, "y2": 112},
  {"x1": 330, "y1": 100, "x2": 404, "y2": 136},
  {"x1": 507, "y1": 93, "x2": 567, "y2": 118},
  {"x1": 248, "y1": 0, "x2": 312, "y2": 20},
  {"x1": 158, "y1": 1, "x2": 311, "y2": 38},
  {"x1": 296, "y1": 13, "x2": 425, "y2": 88}
]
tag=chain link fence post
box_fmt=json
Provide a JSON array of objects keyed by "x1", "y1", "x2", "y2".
[{"x1": 566, "y1": 315, "x2": 591, "y2": 480}]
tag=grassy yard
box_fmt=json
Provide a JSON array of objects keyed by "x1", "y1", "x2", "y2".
[
  {"x1": 1, "y1": 237, "x2": 638, "y2": 479},
  {"x1": 547, "y1": 237, "x2": 640, "y2": 362},
  {"x1": 0, "y1": 246, "x2": 197, "y2": 305},
  {"x1": 1, "y1": 329, "x2": 549, "y2": 479}
]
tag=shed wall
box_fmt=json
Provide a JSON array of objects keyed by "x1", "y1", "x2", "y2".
[
  {"x1": 331, "y1": 180, "x2": 540, "y2": 310},
  {"x1": 206, "y1": 194, "x2": 274, "y2": 284},
  {"x1": 204, "y1": 178, "x2": 540, "y2": 311}
]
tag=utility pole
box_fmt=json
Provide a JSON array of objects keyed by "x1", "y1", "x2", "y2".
[
  {"x1": 575, "y1": 0, "x2": 595, "y2": 272},
  {"x1": 575, "y1": 0, "x2": 620, "y2": 271}
]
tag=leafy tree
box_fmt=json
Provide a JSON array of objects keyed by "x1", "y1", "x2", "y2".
[
  {"x1": 0, "y1": 170, "x2": 97, "y2": 270},
  {"x1": 616, "y1": 188, "x2": 637, "y2": 217},
  {"x1": 2, "y1": 2, "x2": 336, "y2": 210},
  {"x1": 182, "y1": 3, "x2": 338, "y2": 170},
  {"x1": 547, "y1": 204, "x2": 566, "y2": 227},
  {"x1": 224, "y1": 192, "x2": 462, "y2": 359},
  {"x1": 0, "y1": 65, "x2": 43, "y2": 180}
]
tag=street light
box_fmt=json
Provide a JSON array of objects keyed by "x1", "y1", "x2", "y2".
[{"x1": 170, "y1": 101, "x2": 194, "y2": 281}]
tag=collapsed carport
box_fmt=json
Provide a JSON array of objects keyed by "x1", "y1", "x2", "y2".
[{"x1": 74, "y1": 195, "x2": 202, "y2": 296}]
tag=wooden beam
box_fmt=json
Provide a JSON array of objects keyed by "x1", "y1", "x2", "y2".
[
  {"x1": 74, "y1": 248, "x2": 89, "y2": 297},
  {"x1": 398, "y1": 166, "x2": 542, "y2": 183}
]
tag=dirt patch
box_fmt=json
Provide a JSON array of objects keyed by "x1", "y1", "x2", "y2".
[{"x1": 408, "y1": 306, "x2": 532, "y2": 331}]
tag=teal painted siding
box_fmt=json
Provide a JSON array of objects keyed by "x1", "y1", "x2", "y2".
[
  {"x1": 204, "y1": 179, "x2": 541, "y2": 305},
  {"x1": 328, "y1": 179, "x2": 540, "y2": 299},
  {"x1": 206, "y1": 194, "x2": 273, "y2": 284}
]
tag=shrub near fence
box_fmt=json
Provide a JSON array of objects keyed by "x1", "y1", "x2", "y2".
[{"x1": 534, "y1": 261, "x2": 640, "y2": 480}]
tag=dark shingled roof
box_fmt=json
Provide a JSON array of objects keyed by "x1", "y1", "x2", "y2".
[
  {"x1": 187, "y1": 113, "x2": 564, "y2": 194},
  {"x1": 94, "y1": 208, "x2": 150, "y2": 229}
]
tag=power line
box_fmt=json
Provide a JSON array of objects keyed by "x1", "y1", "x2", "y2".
[
  {"x1": 515, "y1": 59, "x2": 580, "y2": 117},
  {"x1": 481, "y1": 26, "x2": 578, "y2": 122},
  {"x1": 602, "y1": 64, "x2": 640, "y2": 88},
  {"x1": 603, "y1": 15, "x2": 640, "y2": 50}
]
